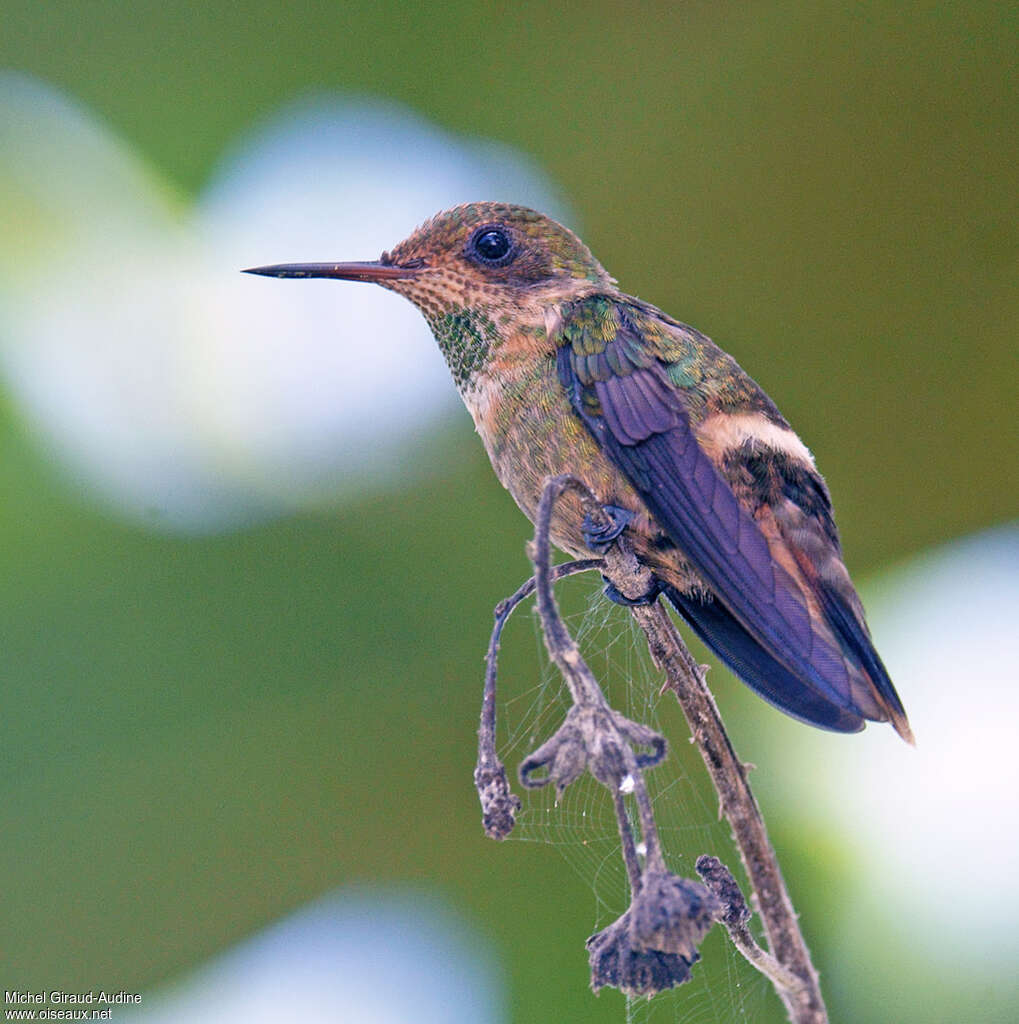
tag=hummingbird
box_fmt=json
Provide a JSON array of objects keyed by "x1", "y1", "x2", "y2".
[{"x1": 246, "y1": 202, "x2": 912, "y2": 743}]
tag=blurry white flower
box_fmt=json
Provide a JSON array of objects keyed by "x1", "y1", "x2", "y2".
[
  {"x1": 0, "y1": 74, "x2": 571, "y2": 531},
  {"x1": 123, "y1": 889, "x2": 504, "y2": 1024},
  {"x1": 757, "y1": 526, "x2": 1019, "y2": 980}
]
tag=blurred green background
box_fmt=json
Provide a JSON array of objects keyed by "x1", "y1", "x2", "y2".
[{"x1": 1, "y1": 2, "x2": 1015, "y2": 1022}]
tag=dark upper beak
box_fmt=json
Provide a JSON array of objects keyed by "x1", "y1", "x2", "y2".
[{"x1": 242, "y1": 260, "x2": 420, "y2": 282}]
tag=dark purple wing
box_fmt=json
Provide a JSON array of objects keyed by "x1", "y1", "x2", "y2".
[
  {"x1": 556, "y1": 303, "x2": 884, "y2": 726},
  {"x1": 664, "y1": 584, "x2": 865, "y2": 732}
]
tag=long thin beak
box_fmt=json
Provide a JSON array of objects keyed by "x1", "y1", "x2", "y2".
[{"x1": 242, "y1": 261, "x2": 420, "y2": 282}]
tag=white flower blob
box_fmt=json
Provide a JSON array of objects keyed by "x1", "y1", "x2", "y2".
[
  {"x1": 758, "y1": 526, "x2": 1019, "y2": 981},
  {"x1": 0, "y1": 75, "x2": 571, "y2": 530},
  {"x1": 121, "y1": 890, "x2": 504, "y2": 1024}
]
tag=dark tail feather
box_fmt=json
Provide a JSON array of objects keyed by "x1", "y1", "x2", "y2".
[
  {"x1": 663, "y1": 585, "x2": 866, "y2": 734},
  {"x1": 816, "y1": 581, "x2": 914, "y2": 744}
]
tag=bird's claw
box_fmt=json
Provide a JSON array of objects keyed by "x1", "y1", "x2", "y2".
[{"x1": 583, "y1": 504, "x2": 634, "y2": 553}]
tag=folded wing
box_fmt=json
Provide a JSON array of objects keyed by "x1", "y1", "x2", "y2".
[{"x1": 556, "y1": 297, "x2": 911, "y2": 739}]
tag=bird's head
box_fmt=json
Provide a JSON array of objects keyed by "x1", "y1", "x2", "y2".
[{"x1": 245, "y1": 202, "x2": 615, "y2": 324}]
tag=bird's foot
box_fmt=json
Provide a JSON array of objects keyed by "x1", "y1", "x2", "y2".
[
  {"x1": 601, "y1": 575, "x2": 663, "y2": 608},
  {"x1": 583, "y1": 504, "x2": 634, "y2": 554}
]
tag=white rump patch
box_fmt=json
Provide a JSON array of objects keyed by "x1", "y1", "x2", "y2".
[{"x1": 698, "y1": 412, "x2": 815, "y2": 465}]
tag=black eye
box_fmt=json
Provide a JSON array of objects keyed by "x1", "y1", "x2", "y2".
[{"x1": 470, "y1": 226, "x2": 514, "y2": 265}]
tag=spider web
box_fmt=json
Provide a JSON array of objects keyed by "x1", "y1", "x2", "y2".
[{"x1": 496, "y1": 571, "x2": 778, "y2": 1024}]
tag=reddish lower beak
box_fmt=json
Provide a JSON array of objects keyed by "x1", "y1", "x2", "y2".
[{"x1": 242, "y1": 261, "x2": 420, "y2": 282}]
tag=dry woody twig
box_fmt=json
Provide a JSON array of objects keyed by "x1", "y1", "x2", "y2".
[{"x1": 474, "y1": 474, "x2": 829, "y2": 1022}]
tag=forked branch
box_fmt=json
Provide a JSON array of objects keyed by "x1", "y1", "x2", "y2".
[{"x1": 474, "y1": 474, "x2": 828, "y2": 1023}]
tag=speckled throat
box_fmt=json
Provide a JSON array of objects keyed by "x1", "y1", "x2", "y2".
[{"x1": 422, "y1": 304, "x2": 503, "y2": 392}]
